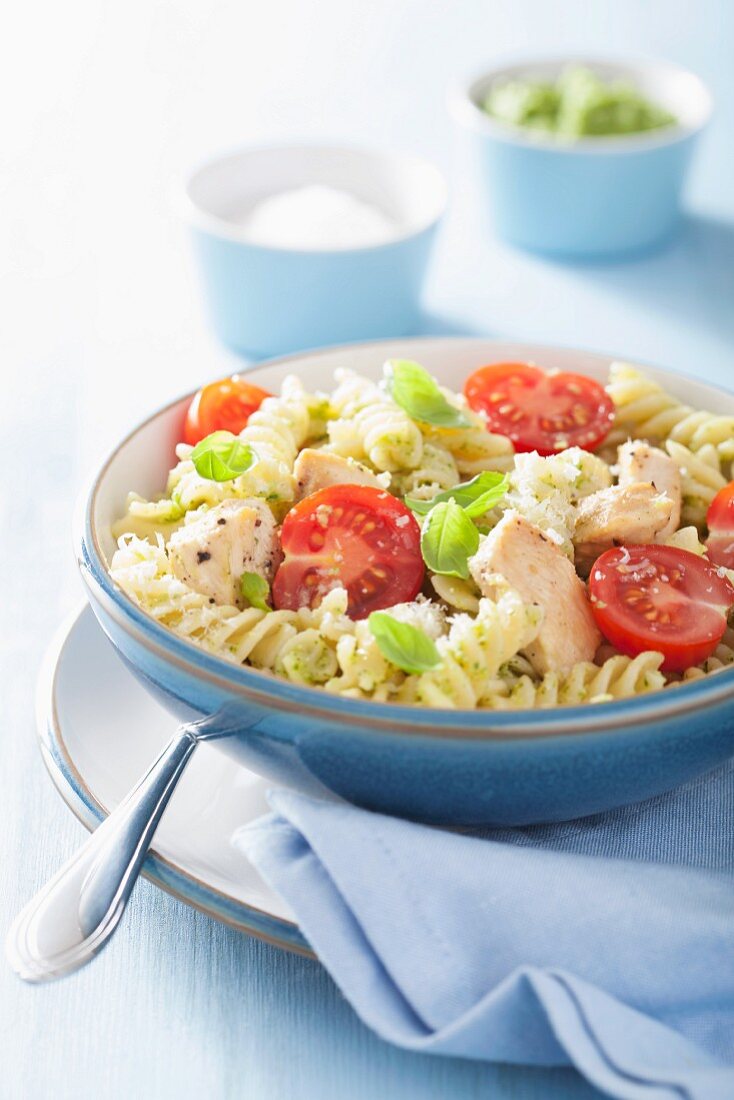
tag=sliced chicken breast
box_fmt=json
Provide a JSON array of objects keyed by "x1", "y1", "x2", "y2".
[
  {"x1": 617, "y1": 440, "x2": 681, "y2": 540},
  {"x1": 573, "y1": 482, "x2": 674, "y2": 574},
  {"x1": 293, "y1": 449, "x2": 384, "y2": 501},
  {"x1": 168, "y1": 499, "x2": 281, "y2": 608},
  {"x1": 469, "y1": 511, "x2": 601, "y2": 674}
]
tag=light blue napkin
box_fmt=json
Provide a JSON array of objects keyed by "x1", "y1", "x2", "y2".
[{"x1": 236, "y1": 761, "x2": 734, "y2": 1100}]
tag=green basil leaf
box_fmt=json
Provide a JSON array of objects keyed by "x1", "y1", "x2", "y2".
[
  {"x1": 368, "y1": 612, "x2": 441, "y2": 674},
  {"x1": 191, "y1": 431, "x2": 257, "y2": 482},
  {"x1": 240, "y1": 572, "x2": 271, "y2": 612},
  {"x1": 406, "y1": 472, "x2": 508, "y2": 517},
  {"x1": 420, "y1": 500, "x2": 479, "y2": 579},
  {"x1": 386, "y1": 360, "x2": 470, "y2": 428}
]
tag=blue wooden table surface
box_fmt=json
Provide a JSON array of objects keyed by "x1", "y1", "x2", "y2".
[{"x1": 2, "y1": 1, "x2": 733, "y2": 1096}]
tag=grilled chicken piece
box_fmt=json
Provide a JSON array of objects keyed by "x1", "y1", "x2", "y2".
[
  {"x1": 617, "y1": 440, "x2": 681, "y2": 540},
  {"x1": 469, "y1": 511, "x2": 601, "y2": 674},
  {"x1": 293, "y1": 449, "x2": 384, "y2": 501},
  {"x1": 168, "y1": 499, "x2": 281, "y2": 608},
  {"x1": 573, "y1": 482, "x2": 674, "y2": 574}
]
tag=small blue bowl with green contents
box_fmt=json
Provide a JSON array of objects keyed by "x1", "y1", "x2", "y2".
[
  {"x1": 180, "y1": 145, "x2": 447, "y2": 357},
  {"x1": 451, "y1": 57, "x2": 712, "y2": 257}
]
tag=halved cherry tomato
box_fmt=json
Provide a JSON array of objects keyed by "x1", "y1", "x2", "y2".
[
  {"x1": 183, "y1": 375, "x2": 272, "y2": 445},
  {"x1": 706, "y1": 482, "x2": 734, "y2": 569},
  {"x1": 589, "y1": 544, "x2": 734, "y2": 672},
  {"x1": 272, "y1": 485, "x2": 424, "y2": 620},
  {"x1": 463, "y1": 362, "x2": 614, "y2": 455}
]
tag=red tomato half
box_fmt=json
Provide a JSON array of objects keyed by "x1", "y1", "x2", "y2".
[
  {"x1": 183, "y1": 375, "x2": 272, "y2": 445},
  {"x1": 706, "y1": 482, "x2": 734, "y2": 569},
  {"x1": 589, "y1": 544, "x2": 734, "y2": 672},
  {"x1": 463, "y1": 362, "x2": 615, "y2": 455},
  {"x1": 272, "y1": 485, "x2": 424, "y2": 620}
]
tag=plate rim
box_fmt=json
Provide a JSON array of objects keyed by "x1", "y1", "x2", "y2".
[{"x1": 35, "y1": 603, "x2": 313, "y2": 958}]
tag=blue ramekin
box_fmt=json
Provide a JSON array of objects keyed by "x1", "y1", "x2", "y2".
[
  {"x1": 451, "y1": 57, "x2": 712, "y2": 257},
  {"x1": 74, "y1": 336, "x2": 734, "y2": 827},
  {"x1": 179, "y1": 145, "x2": 447, "y2": 357}
]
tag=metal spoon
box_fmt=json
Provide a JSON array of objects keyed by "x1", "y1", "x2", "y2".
[{"x1": 7, "y1": 709, "x2": 239, "y2": 983}]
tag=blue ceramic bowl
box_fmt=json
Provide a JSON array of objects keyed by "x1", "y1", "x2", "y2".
[
  {"x1": 75, "y1": 337, "x2": 734, "y2": 827},
  {"x1": 451, "y1": 58, "x2": 712, "y2": 257},
  {"x1": 180, "y1": 145, "x2": 447, "y2": 357}
]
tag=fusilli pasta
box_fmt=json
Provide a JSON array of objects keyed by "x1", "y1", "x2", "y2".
[
  {"x1": 487, "y1": 651, "x2": 666, "y2": 708},
  {"x1": 607, "y1": 362, "x2": 734, "y2": 472},
  {"x1": 390, "y1": 442, "x2": 460, "y2": 500},
  {"x1": 679, "y1": 627, "x2": 734, "y2": 681},
  {"x1": 413, "y1": 589, "x2": 542, "y2": 708},
  {"x1": 326, "y1": 369, "x2": 424, "y2": 472},
  {"x1": 664, "y1": 440, "x2": 727, "y2": 526},
  {"x1": 430, "y1": 574, "x2": 481, "y2": 613},
  {"x1": 423, "y1": 403, "x2": 515, "y2": 477}
]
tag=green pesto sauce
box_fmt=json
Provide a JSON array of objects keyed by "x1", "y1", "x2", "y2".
[{"x1": 482, "y1": 67, "x2": 676, "y2": 139}]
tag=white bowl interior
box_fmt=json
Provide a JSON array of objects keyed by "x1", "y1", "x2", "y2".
[
  {"x1": 183, "y1": 145, "x2": 447, "y2": 245},
  {"x1": 458, "y1": 57, "x2": 712, "y2": 143},
  {"x1": 93, "y1": 337, "x2": 734, "y2": 567}
]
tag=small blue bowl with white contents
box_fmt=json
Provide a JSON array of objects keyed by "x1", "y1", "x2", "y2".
[{"x1": 180, "y1": 145, "x2": 447, "y2": 357}]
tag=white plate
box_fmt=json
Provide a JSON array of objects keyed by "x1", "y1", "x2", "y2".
[{"x1": 36, "y1": 604, "x2": 310, "y2": 955}]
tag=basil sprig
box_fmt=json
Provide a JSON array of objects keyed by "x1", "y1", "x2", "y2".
[
  {"x1": 406, "y1": 471, "x2": 508, "y2": 518},
  {"x1": 386, "y1": 360, "x2": 470, "y2": 429},
  {"x1": 191, "y1": 431, "x2": 257, "y2": 482},
  {"x1": 368, "y1": 612, "x2": 441, "y2": 674},
  {"x1": 420, "y1": 500, "x2": 479, "y2": 579},
  {"x1": 240, "y1": 572, "x2": 271, "y2": 612}
]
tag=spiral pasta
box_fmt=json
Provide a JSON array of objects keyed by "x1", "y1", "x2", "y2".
[
  {"x1": 325, "y1": 370, "x2": 424, "y2": 472},
  {"x1": 327, "y1": 626, "x2": 397, "y2": 700},
  {"x1": 487, "y1": 651, "x2": 667, "y2": 709},
  {"x1": 430, "y1": 574, "x2": 481, "y2": 613},
  {"x1": 323, "y1": 599, "x2": 448, "y2": 701},
  {"x1": 389, "y1": 442, "x2": 460, "y2": 501},
  {"x1": 606, "y1": 362, "x2": 734, "y2": 472},
  {"x1": 680, "y1": 631, "x2": 734, "y2": 680},
  {"x1": 424, "y1": 402, "x2": 515, "y2": 477},
  {"x1": 605, "y1": 360, "x2": 733, "y2": 525},
  {"x1": 664, "y1": 440, "x2": 728, "y2": 526},
  {"x1": 663, "y1": 524, "x2": 708, "y2": 556},
  {"x1": 412, "y1": 589, "x2": 542, "y2": 708}
]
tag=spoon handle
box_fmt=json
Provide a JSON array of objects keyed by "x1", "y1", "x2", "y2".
[{"x1": 7, "y1": 724, "x2": 197, "y2": 983}]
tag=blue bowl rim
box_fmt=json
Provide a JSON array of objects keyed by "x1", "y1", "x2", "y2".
[
  {"x1": 450, "y1": 53, "x2": 713, "y2": 154},
  {"x1": 178, "y1": 141, "x2": 449, "y2": 256},
  {"x1": 80, "y1": 335, "x2": 734, "y2": 742}
]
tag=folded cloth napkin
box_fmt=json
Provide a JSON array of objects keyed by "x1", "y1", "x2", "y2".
[{"x1": 236, "y1": 760, "x2": 734, "y2": 1100}]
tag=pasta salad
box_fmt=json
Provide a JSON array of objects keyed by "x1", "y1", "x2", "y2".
[{"x1": 110, "y1": 358, "x2": 734, "y2": 709}]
